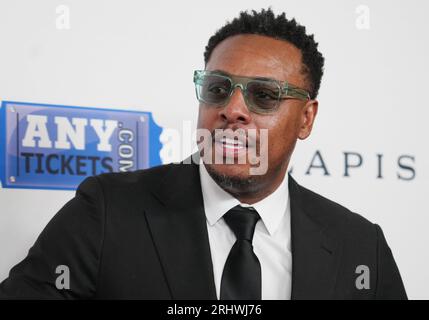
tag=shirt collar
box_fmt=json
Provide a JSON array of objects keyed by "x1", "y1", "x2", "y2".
[{"x1": 199, "y1": 162, "x2": 289, "y2": 236}]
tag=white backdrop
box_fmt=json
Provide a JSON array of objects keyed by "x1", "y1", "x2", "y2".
[{"x1": 0, "y1": 0, "x2": 428, "y2": 299}]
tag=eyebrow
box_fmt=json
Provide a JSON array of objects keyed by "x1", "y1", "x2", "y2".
[
  {"x1": 209, "y1": 69, "x2": 280, "y2": 82},
  {"x1": 209, "y1": 69, "x2": 230, "y2": 77}
]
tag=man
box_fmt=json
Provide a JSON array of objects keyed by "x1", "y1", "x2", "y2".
[{"x1": 0, "y1": 8, "x2": 406, "y2": 299}]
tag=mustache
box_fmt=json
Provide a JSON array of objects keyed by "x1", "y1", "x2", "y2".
[{"x1": 210, "y1": 128, "x2": 259, "y2": 148}]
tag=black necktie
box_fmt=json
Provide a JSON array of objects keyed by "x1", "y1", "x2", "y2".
[{"x1": 220, "y1": 205, "x2": 261, "y2": 300}]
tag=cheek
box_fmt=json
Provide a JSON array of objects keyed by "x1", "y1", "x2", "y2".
[
  {"x1": 261, "y1": 110, "x2": 300, "y2": 161},
  {"x1": 197, "y1": 105, "x2": 212, "y2": 129}
]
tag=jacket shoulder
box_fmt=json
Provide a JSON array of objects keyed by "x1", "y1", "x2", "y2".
[
  {"x1": 91, "y1": 163, "x2": 174, "y2": 190},
  {"x1": 291, "y1": 176, "x2": 376, "y2": 236}
]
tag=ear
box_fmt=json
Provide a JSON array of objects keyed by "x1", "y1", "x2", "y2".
[{"x1": 298, "y1": 99, "x2": 318, "y2": 140}]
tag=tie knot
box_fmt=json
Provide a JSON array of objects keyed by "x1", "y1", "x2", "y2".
[{"x1": 223, "y1": 205, "x2": 260, "y2": 242}]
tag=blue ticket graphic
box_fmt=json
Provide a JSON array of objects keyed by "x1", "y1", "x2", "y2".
[{"x1": 0, "y1": 101, "x2": 163, "y2": 190}]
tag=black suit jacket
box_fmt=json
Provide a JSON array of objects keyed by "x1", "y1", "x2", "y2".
[{"x1": 0, "y1": 160, "x2": 407, "y2": 299}]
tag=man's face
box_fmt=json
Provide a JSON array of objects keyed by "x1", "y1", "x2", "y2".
[{"x1": 197, "y1": 34, "x2": 318, "y2": 202}]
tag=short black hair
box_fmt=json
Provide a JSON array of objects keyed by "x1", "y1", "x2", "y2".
[{"x1": 204, "y1": 8, "x2": 325, "y2": 98}]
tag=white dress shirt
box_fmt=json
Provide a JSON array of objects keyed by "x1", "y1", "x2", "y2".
[{"x1": 199, "y1": 162, "x2": 292, "y2": 300}]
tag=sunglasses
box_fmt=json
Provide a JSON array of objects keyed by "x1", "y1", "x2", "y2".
[{"x1": 193, "y1": 70, "x2": 311, "y2": 114}]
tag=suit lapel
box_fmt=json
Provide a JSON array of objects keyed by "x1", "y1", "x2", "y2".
[
  {"x1": 289, "y1": 175, "x2": 342, "y2": 299},
  {"x1": 144, "y1": 160, "x2": 217, "y2": 300}
]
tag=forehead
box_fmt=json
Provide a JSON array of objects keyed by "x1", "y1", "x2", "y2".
[{"x1": 205, "y1": 34, "x2": 304, "y2": 85}]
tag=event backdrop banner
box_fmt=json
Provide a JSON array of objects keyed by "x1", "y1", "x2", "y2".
[{"x1": 0, "y1": 101, "x2": 163, "y2": 190}]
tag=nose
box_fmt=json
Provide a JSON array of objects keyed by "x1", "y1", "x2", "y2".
[{"x1": 219, "y1": 86, "x2": 252, "y2": 124}]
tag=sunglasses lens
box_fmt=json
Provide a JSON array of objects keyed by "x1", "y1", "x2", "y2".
[
  {"x1": 196, "y1": 74, "x2": 232, "y2": 106},
  {"x1": 246, "y1": 80, "x2": 280, "y2": 112}
]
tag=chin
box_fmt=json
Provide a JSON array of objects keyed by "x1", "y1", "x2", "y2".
[
  {"x1": 207, "y1": 162, "x2": 252, "y2": 180},
  {"x1": 205, "y1": 162, "x2": 265, "y2": 196}
]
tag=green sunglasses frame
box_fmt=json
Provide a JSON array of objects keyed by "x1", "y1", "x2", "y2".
[{"x1": 193, "y1": 70, "x2": 311, "y2": 114}]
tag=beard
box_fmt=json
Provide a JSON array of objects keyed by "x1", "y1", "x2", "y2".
[{"x1": 204, "y1": 163, "x2": 268, "y2": 198}]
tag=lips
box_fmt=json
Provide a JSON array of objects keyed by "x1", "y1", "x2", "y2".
[
  {"x1": 220, "y1": 137, "x2": 246, "y2": 150},
  {"x1": 213, "y1": 130, "x2": 256, "y2": 149}
]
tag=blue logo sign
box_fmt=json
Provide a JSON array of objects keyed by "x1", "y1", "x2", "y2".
[{"x1": 0, "y1": 101, "x2": 163, "y2": 190}]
